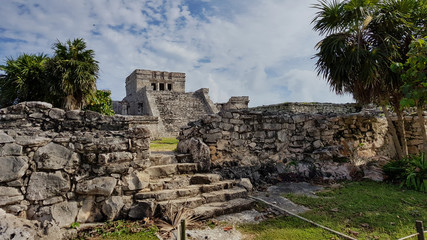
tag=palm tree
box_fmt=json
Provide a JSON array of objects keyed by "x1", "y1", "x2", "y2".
[
  {"x1": 312, "y1": 0, "x2": 427, "y2": 159},
  {"x1": 49, "y1": 38, "x2": 99, "y2": 110},
  {"x1": 0, "y1": 53, "x2": 50, "y2": 107}
]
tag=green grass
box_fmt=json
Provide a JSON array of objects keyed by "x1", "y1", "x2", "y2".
[
  {"x1": 74, "y1": 220, "x2": 158, "y2": 240},
  {"x1": 99, "y1": 230, "x2": 158, "y2": 240},
  {"x1": 240, "y1": 181, "x2": 427, "y2": 240},
  {"x1": 150, "y1": 138, "x2": 179, "y2": 152}
]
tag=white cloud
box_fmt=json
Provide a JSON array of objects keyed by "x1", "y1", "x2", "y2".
[{"x1": 0, "y1": 0, "x2": 354, "y2": 107}]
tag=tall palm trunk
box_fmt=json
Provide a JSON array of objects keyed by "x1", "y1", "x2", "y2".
[
  {"x1": 64, "y1": 95, "x2": 79, "y2": 111},
  {"x1": 416, "y1": 103, "x2": 427, "y2": 154},
  {"x1": 393, "y1": 100, "x2": 408, "y2": 156},
  {"x1": 381, "y1": 103, "x2": 404, "y2": 160}
]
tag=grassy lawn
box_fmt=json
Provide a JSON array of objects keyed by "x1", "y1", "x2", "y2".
[
  {"x1": 240, "y1": 181, "x2": 427, "y2": 240},
  {"x1": 74, "y1": 220, "x2": 159, "y2": 240},
  {"x1": 150, "y1": 138, "x2": 179, "y2": 152}
]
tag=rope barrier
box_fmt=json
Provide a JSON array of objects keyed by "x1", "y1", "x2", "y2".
[
  {"x1": 249, "y1": 196, "x2": 358, "y2": 240},
  {"x1": 397, "y1": 233, "x2": 419, "y2": 240}
]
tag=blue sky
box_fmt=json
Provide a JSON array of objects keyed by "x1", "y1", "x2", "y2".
[{"x1": 0, "y1": 0, "x2": 353, "y2": 107}]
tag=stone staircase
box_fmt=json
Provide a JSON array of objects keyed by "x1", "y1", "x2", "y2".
[{"x1": 135, "y1": 152, "x2": 254, "y2": 219}]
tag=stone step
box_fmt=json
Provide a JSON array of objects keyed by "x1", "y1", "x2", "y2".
[
  {"x1": 153, "y1": 186, "x2": 248, "y2": 215},
  {"x1": 192, "y1": 198, "x2": 255, "y2": 220},
  {"x1": 156, "y1": 196, "x2": 205, "y2": 214},
  {"x1": 135, "y1": 185, "x2": 201, "y2": 201},
  {"x1": 149, "y1": 153, "x2": 177, "y2": 166},
  {"x1": 202, "y1": 187, "x2": 248, "y2": 203},
  {"x1": 148, "y1": 175, "x2": 191, "y2": 191},
  {"x1": 143, "y1": 163, "x2": 198, "y2": 178},
  {"x1": 175, "y1": 153, "x2": 192, "y2": 163},
  {"x1": 189, "y1": 173, "x2": 222, "y2": 185},
  {"x1": 199, "y1": 180, "x2": 236, "y2": 193},
  {"x1": 137, "y1": 179, "x2": 239, "y2": 201},
  {"x1": 149, "y1": 177, "x2": 235, "y2": 193}
]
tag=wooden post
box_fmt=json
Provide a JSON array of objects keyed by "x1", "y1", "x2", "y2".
[
  {"x1": 180, "y1": 219, "x2": 186, "y2": 240},
  {"x1": 416, "y1": 220, "x2": 425, "y2": 240}
]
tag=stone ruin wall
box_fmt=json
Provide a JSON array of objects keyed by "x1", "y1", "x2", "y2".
[
  {"x1": 249, "y1": 102, "x2": 364, "y2": 114},
  {"x1": 179, "y1": 107, "x2": 426, "y2": 183},
  {"x1": 0, "y1": 102, "x2": 156, "y2": 229}
]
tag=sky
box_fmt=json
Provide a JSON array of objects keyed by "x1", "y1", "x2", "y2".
[{"x1": 0, "y1": 0, "x2": 354, "y2": 107}]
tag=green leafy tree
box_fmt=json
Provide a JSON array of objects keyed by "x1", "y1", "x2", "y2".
[
  {"x1": 393, "y1": 37, "x2": 427, "y2": 153},
  {"x1": 0, "y1": 53, "x2": 50, "y2": 107},
  {"x1": 84, "y1": 90, "x2": 115, "y2": 116},
  {"x1": 49, "y1": 38, "x2": 99, "y2": 110},
  {"x1": 312, "y1": 0, "x2": 427, "y2": 159}
]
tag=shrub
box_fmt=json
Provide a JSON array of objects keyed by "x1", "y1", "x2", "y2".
[
  {"x1": 84, "y1": 90, "x2": 115, "y2": 116},
  {"x1": 402, "y1": 153, "x2": 427, "y2": 192},
  {"x1": 383, "y1": 153, "x2": 427, "y2": 192},
  {"x1": 383, "y1": 158, "x2": 411, "y2": 182}
]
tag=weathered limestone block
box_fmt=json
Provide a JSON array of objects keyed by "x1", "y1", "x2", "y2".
[
  {"x1": 102, "y1": 196, "x2": 124, "y2": 220},
  {"x1": 128, "y1": 201, "x2": 156, "y2": 219},
  {"x1": 0, "y1": 156, "x2": 28, "y2": 182},
  {"x1": 204, "y1": 132, "x2": 222, "y2": 143},
  {"x1": 292, "y1": 114, "x2": 306, "y2": 123},
  {"x1": 25, "y1": 101, "x2": 53, "y2": 109},
  {"x1": 0, "y1": 186, "x2": 24, "y2": 206},
  {"x1": 65, "y1": 110, "x2": 82, "y2": 120},
  {"x1": 238, "y1": 178, "x2": 253, "y2": 192},
  {"x1": 122, "y1": 171, "x2": 149, "y2": 191},
  {"x1": 313, "y1": 140, "x2": 323, "y2": 149},
  {"x1": 253, "y1": 131, "x2": 266, "y2": 139},
  {"x1": 98, "y1": 152, "x2": 133, "y2": 164},
  {"x1": 128, "y1": 127, "x2": 150, "y2": 139},
  {"x1": 15, "y1": 136, "x2": 51, "y2": 147},
  {"x1": 27, "y1": 205, "x2": 52, "y2": 223},
  {"x1": 34, "y1": 142, "x2": 80, "y2": 172},
  {"x1": 48, "y1": 108, "x2": 66, "y2": 120},
  {"x1": 220, "y1": 123, "x2": 233, "y2": 131},
  {"x1": 0, "y1": 208, "x2": 42, "y2": 240},
  {"x1": 5, "y1": 204, "x2": 28, "y2": 215},
  {"x1": 232, "y1": 139, "x2": 245, "y2": 147},
  {"x1": 104, "y1": 138, "x2": 129, "y2": 152},
  {"x1": 76, "y1": 177, "x2": 117, "y2": 196},
  {"x1": 26, "y1": 171, "x2": 70, "y2": 201},
  {"x1": 312, "y1": 146, "x2": 346, "y2": 161},
  {"x1": 277, "y1": 130, "x2": 287, "y2": 142},
  {"x1": 103, "y1": 162, "x2": 132, "y2": 174},
  {"x1": 29, "y1": 112, "x2": 44, "y2": 119},
  {"x1": 0, "y1": 132, "x2": 15, "y2": 144},
  {"x1": 85, "y1": 110, "x2": 102, "y2": 121},
  {"x1": 263, "y1": 123, "x2": 282, "y2": 131},
  {"x1": 286, "y1": 162, "x2": 316, "y2": 178},
  {"x1": 51, "y1": 201, "x2": 78, "y2": 227},
  {"x1": 189, "y1": 174, "x2": 221, "y2": 184},
  {"x1": 317, "y1": 162, "x2": 356, "y2": 180},
  {"x1": 43, "y1": 196, "x2": 64, "y2": 206},
  {"x1": 1, "y1": 143, "x2": 23, "y2": 156},
  {"x1": 130, "y1": 138, "x2": 150, "y2": 152},
  {"x1": 216, "y1": 139, "x2": 229, "y2": 150},
  {"x1": 76, "y1": 196, "x2": 102, "y2": 223},
  {"x1": 7, "y1": 179, "x2": 24, "y2": 187},
  {"x1": 177, "y1": 138, "x2": 210, "y2": 171}
]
